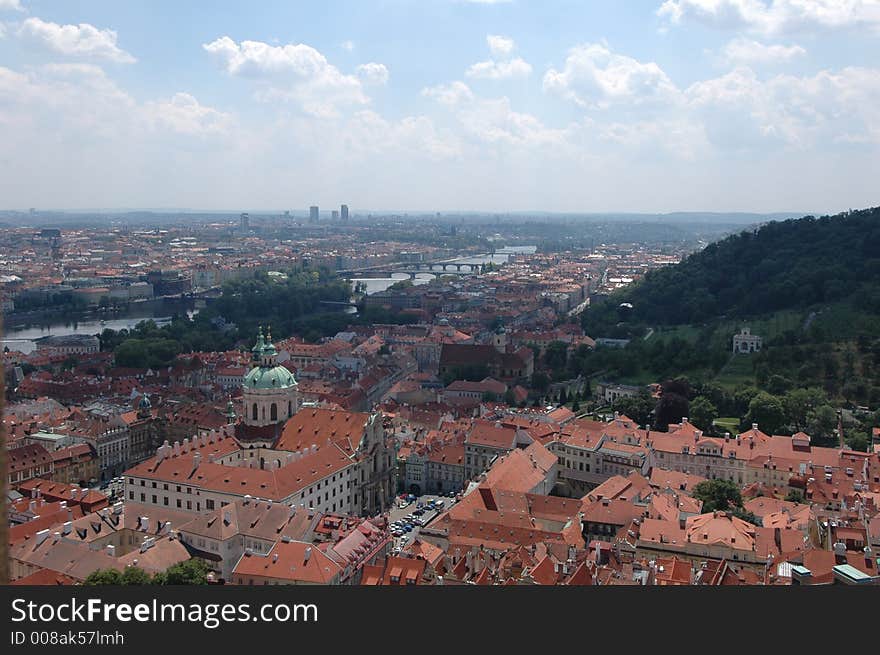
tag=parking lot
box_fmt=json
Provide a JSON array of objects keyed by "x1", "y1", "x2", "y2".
[{"x1": 388, "y1": 493, "x2": 457, "y2": 549}]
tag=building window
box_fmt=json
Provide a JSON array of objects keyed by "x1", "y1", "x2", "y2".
[
  {"x1": 252, "y1": 404, "x2": 258, "y2": 421},
  {"x1": 270, "y1": 403, "x2": 278, "y2": 422}
]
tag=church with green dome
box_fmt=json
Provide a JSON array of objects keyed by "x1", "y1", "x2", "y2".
[{"x1": 241, "y1": 326, "x2": 299, "y2": 431}]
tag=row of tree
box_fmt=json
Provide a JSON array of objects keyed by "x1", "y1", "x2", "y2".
[
  {"x1": 83, "y1": 558, "x2": 212, "y2": 585},
  {"x1": 611, "y1": 378, "x2": 877, "y2": 451}
]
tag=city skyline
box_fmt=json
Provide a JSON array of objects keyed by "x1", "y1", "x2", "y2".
[{"x1": 0, "y1": 0, "x2": 878, "y2": 214}]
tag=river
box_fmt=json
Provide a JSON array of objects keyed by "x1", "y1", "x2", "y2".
[
  {"x1": 348, "y1": 253, "x2": 517, "y2": 295},
  {"x1": 2, "y1": 297, "x2": 200, "y2": 354}
]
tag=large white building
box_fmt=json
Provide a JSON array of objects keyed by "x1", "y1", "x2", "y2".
[{"x1": 733, "y1": 327, "x2": 762, "y2": 354}]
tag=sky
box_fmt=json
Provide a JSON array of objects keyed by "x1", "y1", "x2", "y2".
[{"x1": 0, "y1": 0, "x2": 879, "y2": 214}]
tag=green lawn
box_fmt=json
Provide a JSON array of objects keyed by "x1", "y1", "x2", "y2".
[
  {"x1": 714, "y1": 353, "x2": 756, "y2": 390},
  {"x1": 713, "y1": 417, "x2": 741, "y2": 434}
]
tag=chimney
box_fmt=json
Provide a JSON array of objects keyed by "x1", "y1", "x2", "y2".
[
  {"x1": 182, "y1": 437, "x2": 190, "y2": 453},
  {"x1": 28, "y1": 500, "x2": 36, "y2": 513},
  {"x1": 223, "y1": 510, "x2": 232, "y2": 526},
  {"x1": 160, "y1": 521, "x2": 172, "y2": 535},
  {"x1": 62, "y1": 521, "x2": 72, "y2": 535},
  {"x1": 173, "y1": 441, "x2": 181, "y2": 457},
  {"x1": 139, "y1": 516, "x2": 149, "y2": 532},
  {"x1": 304, "y1": 546, "x2": 312, "y2": 563},
  {"x1": 35, "y1": 529, "x2": 50, "y2": 546},
  {"x1": 752, "y1": 423, "x2": 758, "y2": 431},
  {"x1": 70, "y1": 488, "x2": 77, "y2": 500},
  {"x1": 106, "y1": 544, "x2": 116, "y2": 557},
  {"x1": 113, "y1": 501, "x2": 123, "y2": 515},
  {"x1": 193, "y1": 451, "x2": 202, "y2": 469}
]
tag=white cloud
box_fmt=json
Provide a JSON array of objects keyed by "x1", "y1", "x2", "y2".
[
  {"x1": 543, "y1": 43, "x2": 679, "y2": 109},
  {"x1": 346, "y1": 110, "x2": 462, "y2": 160},
  {"x1": 657, "y1": 0, "x2": 880, "y2": 36},
  {"x1": 356, "y1": 62, "x2": 389, "y2": 85},
  {"x1": 17, "y1": 17, "x2": 137, "y2": 63},
  {"x1": 721, "y1": 37, "x2": 806, "y2": 64},
  {"x1": 466, "y1": 57, "x2": 532, "y2": 80},
  {"x1": 0, "y1": 0, "x2": 24, "y2": 12},
  {"x1": 455, "y1": 96, "x2": 568, "y2": 146},
  {"x1": 466, "y1": 34, "x2": 532, "y2": 80},
  {"x1": 487, "y1": 34, "x2": 515, "y2": 57},
  {"x1": 599, "y1": 118, "x2": 709, "y2": 159},
  {"x1": 422, "y1": 80, "x2": 474, "y2": 105},
  {"x1": 203, "y1": 36, "x2": 369, "y2": 116},
  {"x1": 685, "y1": 65, "x2": 880, "y2": 147},
  {"x1": 341, "y1": 40, "x2": 355, "y2": 51},
  {"x1": 424, "y1": 79, "x2": 567, "y2": 147},
  {"x1": 144, "y1": 92, "x2": 232, "y2": 136}
]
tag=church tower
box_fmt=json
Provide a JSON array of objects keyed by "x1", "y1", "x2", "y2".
[{"x1": 241, "y1": 326, "x2": 299, "y2": 428}]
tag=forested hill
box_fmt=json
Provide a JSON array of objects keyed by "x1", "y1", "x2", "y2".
[{"x1": 594, "y1": 206, "x2": 880, "y2": 326}]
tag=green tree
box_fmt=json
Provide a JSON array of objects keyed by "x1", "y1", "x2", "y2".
[
  {"x1": 783, "y1": 387, "x2": 827, "y2": 432},
  {"x1": 612, "y1": 391, "x2": 654, "y2": 428},
  {"x1": 83, "y1": 568, "x2": 124, "y2": 585},
  {"x1": 846, "y1": 430, "x2": 869, "y2": 452},
  {"x1": 531, "y1": 372, "x2": 550, "y2": 392},
  {"x1": 543, "y1": 341, "x2": 569, "y2": 375},
  {"x1": 153, "y1": 559, "x2": 212, "y2": 585},
  {"x1": 809, "y1": 405, "x2": 839, "y2": 445},
  {"x1": 689, "y1": 396, "x2": 717, "y2": 433},
  {"x1": 692, "y1": 479, "x2": 743, "y2": 513},
  {"x1": 744, "y1": 392, "x2": 786, "y2": 435},
  {"x1": 120, "y1": 566, "x2": 153, "y2": 585}
]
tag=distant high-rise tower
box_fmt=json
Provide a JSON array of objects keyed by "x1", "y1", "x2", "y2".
[
  {"x1": 341, "y1": 204, "x2": 349, "y2": 221},
  {"x1": 331, "y1": 210, "x2": 339, "y2": 220},
  {"x1": 309, "y1": 206, "x2": 319, "y2": 223},
  {"x1": 240, "y1": 212, "x2": 250, "y2": 231}
]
